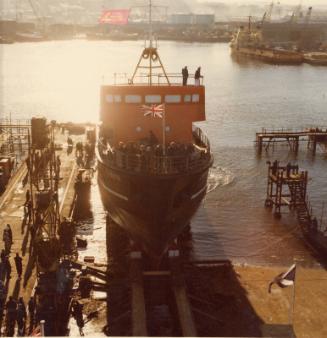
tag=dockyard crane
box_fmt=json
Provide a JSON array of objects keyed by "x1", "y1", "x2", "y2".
[
  {"x1": 26, "y1": 0, "x2": 47, "y2": 31},
  {"x1": 261, "y1": 1, "x2": 274, "y2": 27},
  {"x1": 290, "y1": 1, "x2": 303, "y2": 24},
  {"x1": 304, "y1": 6, "x2": 313, "y2": 25}
]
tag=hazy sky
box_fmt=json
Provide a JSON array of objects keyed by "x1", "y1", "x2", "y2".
[{"x1": 200, "y1": 0, "x2": 327, "y2": 6}]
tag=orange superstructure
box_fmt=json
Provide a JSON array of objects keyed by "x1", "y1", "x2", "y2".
[{"x1": 100, "y1": 84, "x2": 205, "y2": 145}]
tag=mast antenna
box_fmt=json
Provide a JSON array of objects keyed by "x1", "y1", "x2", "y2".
[{"x1": 130, "y1": 0, "x2": 170, "y2": 85}]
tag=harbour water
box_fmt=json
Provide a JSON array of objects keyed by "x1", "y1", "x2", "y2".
[{"x1": 1, "y1": 40, "x2": 327, "y2": 267}]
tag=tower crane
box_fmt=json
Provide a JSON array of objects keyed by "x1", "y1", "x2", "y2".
[
  {"x1": 304, "y1": 6, "x2": 313, "y2": 25},
  {"x1": 261, "y1": 1, "x2": 274, "y2": 27}
]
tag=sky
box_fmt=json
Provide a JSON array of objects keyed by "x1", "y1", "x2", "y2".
[{"x1": 200, "y1": 0, "x2": 327, "y2": 6}]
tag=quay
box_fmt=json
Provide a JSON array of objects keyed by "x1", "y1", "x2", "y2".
[{"x1": 255, "y1": 127, "x2": 327, "y2": 155}]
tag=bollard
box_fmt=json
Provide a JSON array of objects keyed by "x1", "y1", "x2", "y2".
[{"x1": 40, "y1": 320, "x2": 45, "y2": 336}]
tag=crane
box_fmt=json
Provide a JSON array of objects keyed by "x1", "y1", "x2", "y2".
[
  {"x1": 304, "y1": 6, "x2": 313, "y2": 25},
  {"x1": 26, "y1": 0, "x2": 46, "y2": 31},
  {"x1": 261, "y1": 1, "x2": 274, "y2": 27}
]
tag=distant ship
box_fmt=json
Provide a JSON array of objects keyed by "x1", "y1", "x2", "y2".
[
  {"x1": 303, "y1": 52, "x2": 327, "y2": 66},
  {"x1": 96, "y1": 3, "x2": 213, "y2": 258},
  {"x1": 230, "y1": 18, "x2": 303, "y2": 64}
]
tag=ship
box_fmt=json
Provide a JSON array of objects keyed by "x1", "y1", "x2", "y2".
[
  {"x1": 303, "y1": 52, "x2": 327, "y2": 66},
  {"x1": 96, "y1": 3, "x2": 213, "y2": 258},
  {"x1": 230, "y1": 18, "x2": 303, "y2": 64}
]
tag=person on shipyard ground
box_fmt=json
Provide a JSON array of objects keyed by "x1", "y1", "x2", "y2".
[
  {"x1": 5, "y1": 296, "x2": 17, "y2": 337},
  {"x1": 14, "y1": 253, "x2": 23, "y2": 279},
  {"x1": 16, "y1": 297, "x2": 27, "y2": 336},
  {"x1": 27, "y1": 296, "x2": 36, "y2": 334},
  {"x1": 4, "y1": 256, "x2": 12, "y2": 281},
  {"x1": 71, "y1": 300, "x2": 85, "y2": 336}
]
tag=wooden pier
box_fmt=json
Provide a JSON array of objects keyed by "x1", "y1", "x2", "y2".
[{"x1": 256, "y1": 127, "x2": 327, "y2": 154}]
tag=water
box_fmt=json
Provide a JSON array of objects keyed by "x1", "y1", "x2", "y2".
[{"x1": 1, "y1": 40, "x2": 327, "y2": 267}]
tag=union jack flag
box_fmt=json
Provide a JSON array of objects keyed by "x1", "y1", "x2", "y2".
[{"x1": 141, "y1": 104, "x2": 164, "y2": 118}]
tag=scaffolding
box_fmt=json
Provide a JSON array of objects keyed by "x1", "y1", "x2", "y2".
[
  {"x1": 264, "y1": 160, "x2": 308, "y2": 218},
  {"x1": 0, "y1": 118, "x2": 31, "y2": 163}
]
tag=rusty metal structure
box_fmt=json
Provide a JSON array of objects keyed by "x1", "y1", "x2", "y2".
[
  {"x1": 256, "y1": 127, "x2": 327, "y2": 155},
  {"x1": 265, "y1": 160, "x2": 327, "y2": 257},
  {"x1": 0, "y1": 118, "x2": 30, "y2": 161},
  {"x1": 27, "y1": 118, "x2": 62, "y2": 271},
  {"x1": 265, "y1": 160, "x2": 308, "y2": 218}
]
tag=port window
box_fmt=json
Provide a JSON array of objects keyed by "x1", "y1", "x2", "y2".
[
  {"x1": 184, "y1": 94, "x2": 191, "y2": 103},
  {"x1": 165, "y1": 95, "x2": 181, "y2": 103},
  {"x1": 165, "y1": 125, "x2": 171, "y2": 132},
  {"x1": 192, "y1": 94, "x2": 200, "y2": 103},
  {"x1": 125, "y1": 95, "x2": 142, "y2": 103},
  {"x1": 136, "y1": 126, "x2": 142, "y2": 132},
  {"x1": 106, "y1": 95, "x2": 114, "y2": 103},
  {"x1": 114, "y1": 95, "x2": 122, "y2": 103},
  {"x1": 145, "y1": 95, "x2": 161, "y2": 103}
]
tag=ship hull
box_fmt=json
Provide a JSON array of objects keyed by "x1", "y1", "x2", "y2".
[
  {"x1": 231, "y1": 45, "x2": 303, "y2": 64},
  {"x1": 97, "y1": 156, "x2": 211, "y2": 258}
]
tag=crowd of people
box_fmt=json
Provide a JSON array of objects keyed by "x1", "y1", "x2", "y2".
[
  {"x1": 1, "y1": 222, "x2": 38, "y2": 336},
  {"x1": 102, "y1": 138, "x2": 205, "y2": 173}
]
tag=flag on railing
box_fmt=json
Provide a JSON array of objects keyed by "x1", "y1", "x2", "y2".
[
  {"x1": 268, "y1": 263, "x2": 296, "y2": 293},
  {"x1": 99, "y1": 9, "x2": 130, "y2": 25},
  {"x1": 142, "y1": 104, "x2": 164, "y2": 118}
]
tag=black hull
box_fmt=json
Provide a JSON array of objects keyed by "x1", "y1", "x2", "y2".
[{"x1": 97, "y1": 158, "x2": 211, "y2": 258}]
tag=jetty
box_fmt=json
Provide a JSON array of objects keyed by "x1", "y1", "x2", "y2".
[{"x1": 255, "y1": 127, "x2": 327, "y2": 155}]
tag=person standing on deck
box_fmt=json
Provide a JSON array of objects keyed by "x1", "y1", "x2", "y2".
[
  {"x1": 182, "y1": 66, "x2": 189, "y2": 86},
  {"x1": 195, "y1": 67, "x2": 201, "y2": 86}
]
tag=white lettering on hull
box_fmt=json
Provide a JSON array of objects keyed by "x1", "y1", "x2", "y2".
[
  {"x1": 191, "y1": 185, "x2": 207, "y2": 200},
  {"x1": 99, "y1": 179, "x2": 129, "y2": 201}
]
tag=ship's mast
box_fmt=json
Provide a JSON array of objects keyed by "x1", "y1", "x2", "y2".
[{"x1": 130, "y1": 0, "x2": 170, "y2": 86}]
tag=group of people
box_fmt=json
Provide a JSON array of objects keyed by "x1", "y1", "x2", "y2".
[
  {"x1": 3, "y1": 295, "x2": 36, "y2": 336},
  {"x1": 182, "y1": 66, "x2": 202, "y2": 86}
]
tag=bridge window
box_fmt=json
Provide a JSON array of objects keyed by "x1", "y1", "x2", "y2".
[
  {"x1": 165, "y1": 95, "x2": 181, "y2": 103},
  {"x1": 145, "y1": 95, "x2": 161, "y2": 103},
  {"x1": 106, "y1": 95, "x2": 114, "y2": 103},
  {"x1": 192, "y1": 94, "x2": 200, "y2": 103},
  {"x1": 114, "y1": 95, "x2": 122, "y2": 103},
  {"x1": 184, "y1": 95, "x2": 191, "y2": 103},
  {"x1": 125, "y1": 95, "x2": 142, "y2": 103},
  {"x1": 106, "y1": 94, "x2": 122, "y2": 103}
]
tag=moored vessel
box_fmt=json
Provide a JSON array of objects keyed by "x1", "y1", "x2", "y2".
[
  {"x1": 97, "y1": 2, "x2": 213, "y2": 258},
  {"x1": 304, "y1": 52, "x2": 327, "y2": 65},
  {"x1": 230, "y1": 19, "x2": 303, "y2": 64}
]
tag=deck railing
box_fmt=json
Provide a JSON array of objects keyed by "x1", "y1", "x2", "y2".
[
  {"x1": 99, "y1": 126, "x2": 212, "y2": 175},
  {"x1": 107, "y1": 72, "x2": 204, "y2": 86}
]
